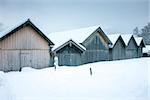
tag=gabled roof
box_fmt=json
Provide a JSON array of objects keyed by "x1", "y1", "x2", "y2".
[
  {"x1": 48, "y1": 25, "x2": 140, "y2": 49},
  {"x1": 107, "y1": 33, "x2": 145, "y2": 48},
  {"x1": 107, "y1": 34, "x2": 121, "y2": 47},
  {"x1": 121, "y1": 34, "x2": 133, "y2": 46},
  {"x1": 48, "y1": 26, "x2": 99, "y2": 44},
  {"x1": 54, "y1": 39, "x2": 86, "y2": 53},
  {"x1": 127, "y1": 36, "x2": 138, "y2": 47},
  {"x1": 134, "y1": 36, "x2": 145, "y2": 47},
  {"x1": 143, "y1": 45, "x2": 150, "y2": 53},
  {"x1": 107, "y1": 34, "x2": 131, "y2": 47},
  {"x1": 82, "y1": 27, "x2": 112, "y2": 45},
  {"x1": 48, "y1": 25, "x2": 145, "y2": 50},
  {"x1": 112, "y1": 35, "x2": 126, "y2": 48},
  {"x1": 48, "y1": 26, "x2": 112, "y2": 50},
  {"x1": 0, "y1": 19, "x2": 54, "y2": 45}
]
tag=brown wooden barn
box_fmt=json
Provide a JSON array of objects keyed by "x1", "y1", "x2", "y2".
[{"x1": 0, "y1": 19, "x2": 54, "y2": 72}]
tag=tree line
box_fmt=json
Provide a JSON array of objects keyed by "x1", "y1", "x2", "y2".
[{"x1": 133, "y1": 23, "x2": 150, "y2": 45}]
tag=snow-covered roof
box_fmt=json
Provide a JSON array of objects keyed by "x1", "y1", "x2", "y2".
[
  {"x1": 107, "y1": 34, "x2": 133, "y2": 47},
  {"x1": 121, "y1": 34, "x2": 133, "y2": 46},
  {"x1": 1, "y1": 19, "x2": 144, "y2": 50},
  {"x1": 48, "y1": 25, "x2": 145, "y2": 50},
  {"x1": 143, "y1": 45, "x2": 150, "y2": 53},
  {"x1": 75, "y1": 41, "x2": 86, "y2": 50},
  {"x1": 103, "y1": 33, "x2": 144, "y2": 47},
  {"x1": 134, "y1": 36, "x2": 143, "y2": 46},
  {"x1": 48, "y1": 26, "x2": 99, "y2": 50},
  {"x1": 107, "y1": 34, "x2": 120, "y2": 46}
]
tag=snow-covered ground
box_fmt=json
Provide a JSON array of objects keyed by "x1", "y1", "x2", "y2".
[{"x1": 0, "y1": 58, "x2": 150, "y2": 100}]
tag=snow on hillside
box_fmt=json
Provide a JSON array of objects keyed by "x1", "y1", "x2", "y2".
[{"x1": 0, "y1": 58, "x2": 150, "y2": 100}]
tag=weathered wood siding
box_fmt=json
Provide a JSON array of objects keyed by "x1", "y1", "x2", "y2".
[
  {"x1": 82, "y1": 32, "x2": 109, "y2": 64},
  {"x1": 137, "y1": 46, "x2": 143, "y2": 57},
  {"x1": 1, "y1": 26, "x2": 49, "y2": 49},
  {"x1": 56, "y1": 45, "x2": 82, "y2": 66},
  {"x1": 0, "y1": 26, "x2": 53, "y2": 72},
  {"x1": 0, "y1": 50, "x2": 20, "y2": 71},
  {"x1": 111, "y1": 38, "x2": 126, "y2": 60},
  {"x1": 126, "y1": 37, "x2": 138, "y2": 59}
]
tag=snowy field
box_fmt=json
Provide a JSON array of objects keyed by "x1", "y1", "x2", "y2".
[{"x1": 0, "y1": 58, "x2": 150, "y2": 100}]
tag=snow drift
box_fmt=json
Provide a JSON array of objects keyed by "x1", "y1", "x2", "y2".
[{"x1": 0, "y1": 58, "x2": 149, "y2": 100}]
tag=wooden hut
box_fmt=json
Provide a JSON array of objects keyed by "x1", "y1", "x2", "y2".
[
  {"x1": 126, "y1": 36, "x2": 138, "y2": 59},
  {"x1": 49, "y1": 26, "x2": 112, "y2": 65},
  {"x1": 0, "y1": 19, "x2": 54, "y2": 72},
  {"x1": 54, "y1": 39, "x2": 85, "y2": 66},
  {"x1": 143, "y1": 45, "x2": 150, "y2": 57},
  {"x1": 108, "y1": 34, "x2": 145, "y2": 60},
  {"x1": 81, "y1": 27, "x2": 112, "y2": 63},
  {"x1": 49, "y1": 26, "x2": 145, "y2": 66},
  {"x1": 109, "y1": 36, "x2": 126, "y2": 60},
  {"x1": 133, "y1": 37, "x2": 145, "y2": 57}
]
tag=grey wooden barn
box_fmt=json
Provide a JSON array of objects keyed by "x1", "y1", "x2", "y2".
[
  {"x1": 126, "y1": 36, "x2": 139, "y2": 59},
  {"x1": 109, "y1": 36, "x2": 126, "y2": 60},
  {"x1": 54, "y1": 39, "x2": 85, "y2": 66},
  {"x1": 108, "y1": 34, "x2": 142, "y2": 60},
  {"x1": 81, "y1": 27, "x2": 112, "y2": 64},
  {"x1": 49, "y1": 26, "x2": 145, "y2": 66},
  {"x1": 134, "y1": 37, "x2": 145, "y2": 57},
  {"x1": 0, "y1": 19, "x2": 54, "y2": 72}
]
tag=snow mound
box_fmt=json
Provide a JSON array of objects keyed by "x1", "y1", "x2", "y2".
[
  {"x1": 0, "y1": 71, "x2": 5, "y2": 86},
  {"x1": 1, "y1": 58, "x2": 149, "y2": 100},
  {"x1": 21, "y1": 67, "x2": 38, "y2": 72},
  {"x1": 0, "y1": 71, "x2": 4, "y2": 76}
]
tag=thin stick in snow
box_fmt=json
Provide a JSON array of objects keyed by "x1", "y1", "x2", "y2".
[
  {"x1": 90, "y1": 67, "x2": 92, "y2": 76},
  {"x1": 54, "y1": 65, "x2": 56, "y2": 71}
]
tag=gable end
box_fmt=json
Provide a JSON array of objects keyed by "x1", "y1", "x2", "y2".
[
  {"x1": 0, "y1": 19, "x2": 54, "y2": 46},
  {"x1": 113, "y1": 36, "x2": 126, "y2": 48},
  {"x1": 82, "y1": 27, "x2": 112, "y2": 45},
  {"x1": 127, "y1": 36, "x2": 138, "y2": 49}
]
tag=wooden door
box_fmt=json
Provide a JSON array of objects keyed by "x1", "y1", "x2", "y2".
[
  {"x1": 20, "y1": 51, "x2": 31, "y2": 68},
  {"x1": 70, "y1": 54, "x2": 77, "y2": 66},
  {"x1": 64, "y1": 54, "x2": 71, "y2": 66}
]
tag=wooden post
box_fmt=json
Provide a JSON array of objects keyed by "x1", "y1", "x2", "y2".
[
  {"x1": 54, "y1": 65, "x2": 56, "y2": 71},
  {"x1": 90, "y1": 67, "x2": 92, "y2": 76},
  {"x1": 19, "y1": 67, "x2": 22, "y2": 72}
]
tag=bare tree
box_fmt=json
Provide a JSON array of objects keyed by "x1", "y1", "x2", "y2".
[
  {"x1": 133, "y1": 23, "x2": 150, "y2": 45},
  {"x1": 141, "y1": 23, "x2": 150, "y2": 45},
  {"x1": 133, "y1": 27, "x2": 139, "y2": 36}
]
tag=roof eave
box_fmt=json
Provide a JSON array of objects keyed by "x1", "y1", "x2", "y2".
[{"x1": 54, "y1": 39, "x2": 85, "y2": 53}]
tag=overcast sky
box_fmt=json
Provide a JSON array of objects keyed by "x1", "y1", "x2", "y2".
[{"x1": 0, "y1": 0, "x2": 149, "y2": 34}]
